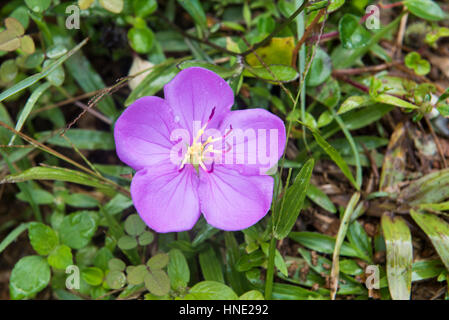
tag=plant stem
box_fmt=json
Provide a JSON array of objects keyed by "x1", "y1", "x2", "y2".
[{"x1": 264, "y1": 236, "x2": 277, "y2": 299}]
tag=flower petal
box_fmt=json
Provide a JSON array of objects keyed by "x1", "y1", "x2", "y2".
[
  {"x1": 216, "y1": 108, "x2": 286, "y2": 175},
  {"x1": 164, "y1": 67, "x2": 234, "y2": 138},
  {"x1": 199, "y1": 166, "x2": 274, "y2": 231},
  {"x1": 114, "y1": 96, "x2": 179, "y2": 171},
  {"x1": 131, "y1": 165, "x2": 201, "y2": 233}
]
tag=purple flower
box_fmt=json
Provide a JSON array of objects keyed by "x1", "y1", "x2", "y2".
[{"x1": 114, "y1": 67, "x2": 286, "y2": 232}]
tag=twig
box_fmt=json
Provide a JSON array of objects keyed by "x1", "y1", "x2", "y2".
[{"x1": 424, "y1": 115, "x2": 448, "y2": 168}]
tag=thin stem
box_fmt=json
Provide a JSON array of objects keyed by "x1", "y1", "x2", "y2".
[{"x1": 264, "y1": 236, "x2": 277, "y2": 300}]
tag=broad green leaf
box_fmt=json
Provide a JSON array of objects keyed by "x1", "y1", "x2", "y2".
[
  {"x1": 274, "y1": 158, "x2": 314, "y2": 239},
  {"x1": 199, "y1": 247, "x2": 224, "y2": 283},
  {"x1": 410, "y1": 210, "x2": 449, "y2": 271},
  {"x1": 412, "y1": 259, "x2": 445, "y2": 281},
  {"x1": 133, "y1": 0, "x2": 157, "y2": 17},
  {"x1": 25, "y1": 0, "x2": 51, "y2": 12},
  {"x1": 182, "y1": 281, "x2": 238, "y2": 300},
  {"x1": 289, "y1": 232, "x2": 361, "y2": 258},
  {"x1": 245, "y1": 37, "x2": 295, "y2": 67},
  {"x1": 339, "y1": 14, "x2": 371, "y2": 49},
  {"x1": 117, "y1": 235, "x2": 138, "y2": 250},
  {"x1": 144, "y1": 269, "x2": 170, "y2": 296},
  {"x1": 239, "y1": 290, "x2": 264, "y2": 300},
  {"x1": 28, "y1": 222, "x2": 58, "y2": 255},
  {"x1": 10, "y1": 255, "x2": 50, "y2": 300},
  {"x1": 127, "y1": 265, "x2": 149, "y2": 285},
  {"x1": 405, "y1": 0, "x2": 447, "y2": 21},
  {"x1": 167, "y1": 249, "x2": 190, "y2": 290},
  {"x1": 60, "y1": 211, "x2": 98, "y2": 250},
  {"x1": 124, "y1": 214, "x2": 146, "y2": 236},
  {"x1": 108, "y1": 258, "x2": 126, "y2": 271},
  {"x1": 17, "y1": 188, "x2": 53, "y2": 205},
  {"x1": 82, "y1": 267, "x2": 104, "y2": 286},
  {"x1": 47, "y1": 245, "x2": 73, "y2": 270},
  {"x1": 306, "y1": 48, "x2": 332, "y2": 87},
  {"x1": 105, "y1": 271, "x2": 126, "y2": 289},
  {"x1": 147, "y1": 253, "x2": 169, "y2": 270},
  {"x1": 128, "y1": 27, "x2": 154, "y2": 54},
  {"x1": 138, "y1": 231, "x2": 154, "y2": 246},
  {"x1": 244, "y1": 64, "x2": 299, "y2": 83},
  {"x1": 381, "y1": 214, "x2": 413, "y2": 300}
]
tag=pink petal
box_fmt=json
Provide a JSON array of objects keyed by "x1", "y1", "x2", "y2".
[
  {"x1": 114, "y1": 96, "x2": 179, "y2": 171},
  {"x1": 164, "y1": 67, "x2": 234, "y2": 139},
  {"x1": 131, "y1": 164, "x2": 201, "y2": 233},
  {"x1": 198, "y1": 166, "x2": 274, "y2": 231},
  {"x1": 216, "y1": 108, "x2": 286, "y2": 175}
]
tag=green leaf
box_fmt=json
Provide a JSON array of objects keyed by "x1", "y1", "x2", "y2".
[
  {"x1": 404, "y1": 52, "x2": 431, "y2": 76},
  {"x1": 410, "y1": 210, "x2": 449, "y2": 271},
  {"x1": 105, "y1": 270, "x2": 126, "y2": 289},
  {"x1": 0, "y1": 166, "x2": 115, "y2": 192},
  {"x1": 10, "y1": 255, "x2": 51, "y2": 300},
  {"x1": 381, "y1": 214, "x2": 413, "y2": 300},
  {"x1": 127, "y1": 265, "x2": 149, "y2": 285},
  {"x1": 28, "y1": 222, "x2": 58, "y2": 255},
  {"x1": 274, "y1": 158, "x2": 314, "y2": 239},
  {"x1": 306, "y1": 183, "x2": 336, "y2": 213},
  {"x1": 399, "y1": 168, "x2": 449, "y2": 205},
  {"x1": 47, "y1": 245, "x2": 73, "y2": 270},
  {"x1": 0, "y1": 39, "x2": 88, "y2": 103},
  {"x1": 182, "y1": 281, "x2": 238, "y2": 300},
  {"x1": 306, "y1": 48, "x2": 332, "y2": 87},
  {"x1": 405, "y1": 0, "x2": 447, "y2": 21},
  {"x1": 147, "y1": 253, "x2": 169, "y2": 270},
  {"x1": 167, "y1": 249, "x2": 190, "y2": 290},
  {"x1": 244, "y1": 64, "x2": 299, "y2": 83},
  {"x1": 245, "y1": 37, "x2": 295, "y2": 67},
  {"x1": 0, "y1": 59, "x2": 18, "y2": 83},
  {"x1": 289, "y1": 232, "x2": 361, "y2": 258},
  {"x1": 133, "y1": 0, "x2": 157, "y2": 17},
  {"x1": 177, "y1": 0, "x2": 207, "y2": 31},
  {"x1": 144, "y1": 269, "x2": 170, "y2": 296},
  {"x1": 138, "y1": 231, "x2": 154, "y2": 246},
  {"x1": 311, "y1": 129, "x2": 359, "y2": 190},
  {"x1": 108, "y1": 258, "x2": 126, "y2": 271},
  {"x1": 35, "y1": 129, "x2": 114, "y2": 150},
  {"x1": 339, "y1": 14, "x2": 371, "y2": 49},
  {"x1": 82, "y1": 267, "x2": 104, "y2": 286},
  {"x1": 239, "y1": 290, "x2": 264, "y2": 300},
  {"x1": 59, "y1": 211, "x2": 98, "y2": 250},
  {"x1": 347, "y1": 220, "x2": 373, "y2": 262},
  {"x1": 25, "y1": 0, "x2": 51, "y2": 13},
  {"x1": 99, "y1": 0, "x2": 124, "y2": 13},
  {"x1": 125, "y1": 59, "x2": 179, "y2": 106},
  {"x1": 124, "y1": 214, "x2": 146, "y2": 236},
  {"x1": 9, "y1": 81, "x2": 51, "y2": 145},
  {"x1": 117, "y1": 235, "x2": 138, "y2": 250},
  {"x1": 337, "y1": 95, "x2": 374, "y2": 115},
  {"x1": 178, "y1": 60, "x2": 241, "y2": 79},
  {"x1": 199, "y1": 247, "x2": 224, "y2": 283},
  {"x1": 128, "y1": 27, "x2": 154, "y2": 54}
]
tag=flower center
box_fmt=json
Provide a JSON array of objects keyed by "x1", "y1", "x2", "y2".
[{"x1": 178, "y1": 108, "x2": 232, "y2": 173}]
